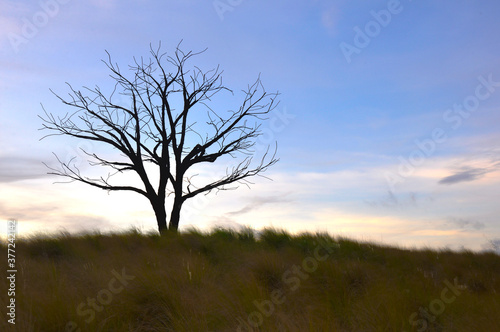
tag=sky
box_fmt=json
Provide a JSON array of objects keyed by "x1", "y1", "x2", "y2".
[{"x1": 1, "y1": 0, "x2": 500, "y2": 252}]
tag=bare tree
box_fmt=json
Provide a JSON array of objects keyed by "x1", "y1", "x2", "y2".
[{"x1": 40, "y1": 43, "x2": 279, "y2": 234}]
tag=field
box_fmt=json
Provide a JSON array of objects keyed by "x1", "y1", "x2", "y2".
[{"x1": 1, "y1": 228, "x2": 499, "y2": 331}]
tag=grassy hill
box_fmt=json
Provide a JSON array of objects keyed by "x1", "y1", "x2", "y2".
[{"x1": 1, "y1": 228, "x2": 499, "y2": 331}]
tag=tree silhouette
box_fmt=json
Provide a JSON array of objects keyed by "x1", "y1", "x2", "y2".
[{"x1": 40, "y1": 43, "x2": 279, "y2": 234}]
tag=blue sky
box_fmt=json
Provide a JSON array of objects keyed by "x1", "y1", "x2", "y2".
[{"x1": 1, "y1": 0, "x2": 500, "y2": 251}]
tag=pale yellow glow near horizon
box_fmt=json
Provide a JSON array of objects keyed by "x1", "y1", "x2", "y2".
[{"x1": 1, "y1": 161, "x2": 498, "y2": 252}]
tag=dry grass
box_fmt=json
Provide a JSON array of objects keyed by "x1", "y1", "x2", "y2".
[{"x1": 1, "y1": 227, "x2": 499, "y2": 331}]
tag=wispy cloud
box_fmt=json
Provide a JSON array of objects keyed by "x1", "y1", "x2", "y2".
[
  {"x1": 445, "y1": 217, "x2": 485, "y2": 231},
  {"x1": 438, "y1": 167, "x2": 489, "y2": 185},
  {"x1": 365, "y1": 190, "x2": 427, "y2": 208},
  {"x1": 0, "y1": 155, "x2": 49, "y2": 183},
  {"x1": 438, "y1": 148, "x2": 500, "y2": 185},
  {"x1": 226, "y1": 194, "x2": 292, "y2": 216},
  {"x1": 0, "y1": 198, "x2": 59, "y2": 221}
]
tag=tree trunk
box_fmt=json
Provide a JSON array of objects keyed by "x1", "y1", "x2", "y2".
[
  {"x1": 150, "y1": 197, "x2": 168, "y2": 235},
  {"x1": 168, "y1": 197, "x2": 183, "y2": 232}
]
